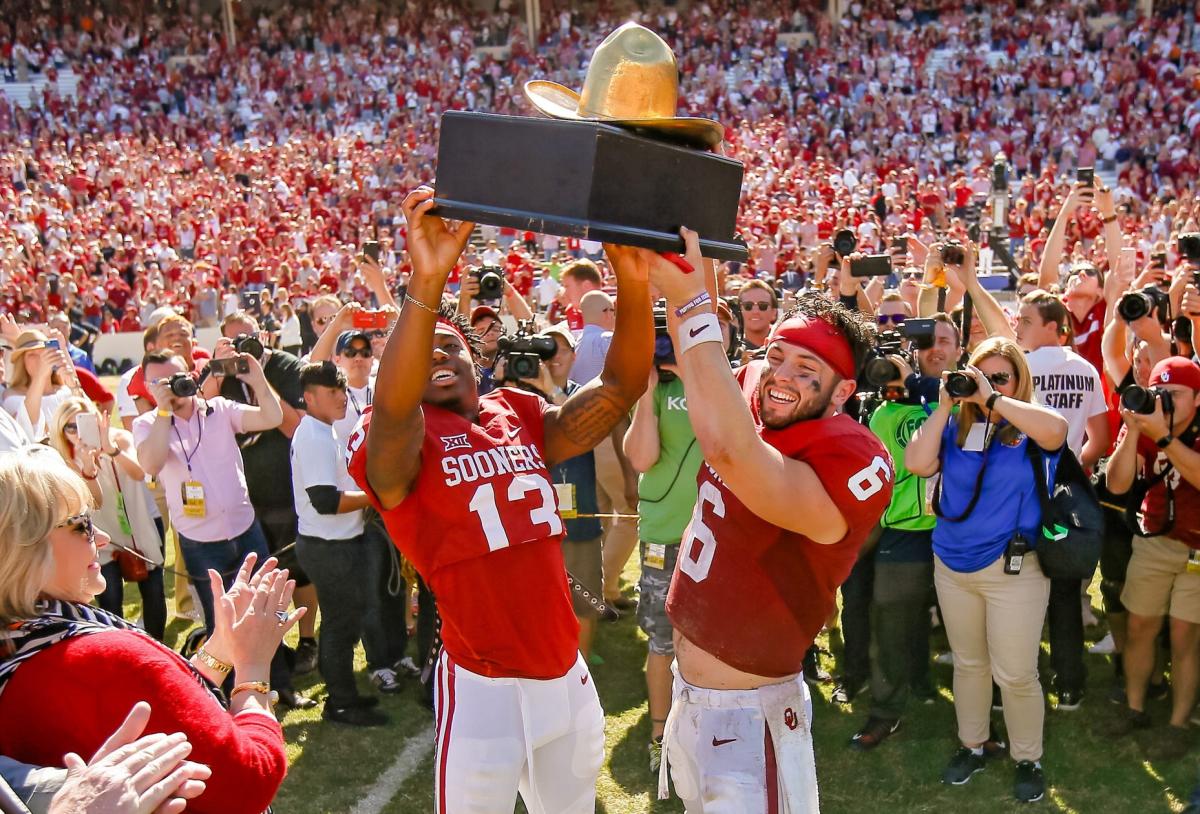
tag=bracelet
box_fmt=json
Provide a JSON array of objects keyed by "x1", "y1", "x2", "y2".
[
  {"x1": 155, "y1": 408, "x2": 171, "y2": 418},
  {"x1": 194, "y1": 647, "x2": 233, "y2": 675},
  {"x1": 80, "y1": 470, "x2": 98, "y2": 481},
  {"x1": 230, "y1": 681, "x2": 277, "y2": 706},
  {"x1": 986, "y1": 392, "x2": 1003, "y2": 412},
  {"x1": 1156, "y1": 433, "x2": 1175, "y2": 449},
  {"x1": 677, "y1": 312, "x2": 723, "y2": 355},
  {"x1": 1101, "y1": 214, "x2": 1118, "y2": 224},
  {"x1": 674, "y1": 291, "x2": 711, "y2": 318},
  {"x1": 404, "y1": 293, "x2": 440, "y2": 315}
]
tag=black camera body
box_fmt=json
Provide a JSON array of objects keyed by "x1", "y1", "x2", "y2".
[
  {"x1": 941, "y1": 242, "x2": 965, "y2": 266},
  {"x1": 473, "y1": 265, "x2": 505, "y2": 301},
  {"x1": 1121, "y1": 385, "x2": 1174, "y2": 416},
  {"x1": 945, "y1": 371, "x2": 978, "y2": 399},
  {"x1": 232, "y1": 333, "x2": 264, "y2": 359},
  {"x1": 1117, "y1": 285, "x2": 1170, "y2": 323},
  {"x1": 496, "y1": 320, "x2": 557, "y2": 382},
  {"x1": 1180, "y1": 233, "x2": 1200, "y2": 264},
  {"x1": 862, "y1": 319, "x2": 937, "y2": 389},
  {"x1": 168, "y1": 372, "x2": 198, "y2": 398},
  {"x1": 653, "y1": 303, "x2": 676, "y2": 370},
  {"x1": 832, "y1": 229, "x2": 858, "y2": 258}
]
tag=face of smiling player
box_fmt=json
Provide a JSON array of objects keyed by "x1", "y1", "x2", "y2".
[
  {"x1": 424, "y1": 328, "x2": 481, "y2": 419},
  {"x1": 759, "y1": 340, "x2": 855, "y2": 429}
]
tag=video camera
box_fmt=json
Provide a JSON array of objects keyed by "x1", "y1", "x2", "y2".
[
  {"x1": 496, "y1": 320, "x2": 557, "y2": 382},
  {"x1": 653, "y1": 302, "x2": 675, "y2": 369},
  {"x1": 861, "y1": 318, "x2": 937, "y2": 388},
  {"x1": 473, "y1": 265, "x2": 505, "y2": 301}
]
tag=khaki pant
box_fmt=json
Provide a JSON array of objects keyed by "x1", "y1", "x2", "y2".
[
  {"x1": 594, "y1": 436, "x2": 638, "y2": 598},
  {"x1": 934, "y1": 553, "x2": 1050, "y2": 761},
  {"x1": 148, "y1": 478, "x2": 197, "y2": 619}
]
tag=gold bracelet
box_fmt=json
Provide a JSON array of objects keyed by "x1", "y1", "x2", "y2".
[
  {"x1": 194, "y1": 647, "x2": 233, "y2": 675},
  {"x1": 155, "y1": 408, "x2": 171, "y2": 418},
  {"x1": 230, "y1": 681, "x2": 277, "y2": 706},
  {"x1": 404, "y1": 293, "x2": 440, "y2": 315}
]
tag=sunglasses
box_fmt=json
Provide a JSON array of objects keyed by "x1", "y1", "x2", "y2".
[
  {"x1": 365, "y1": 330, "x2": 387, "y2": 340},
  {"x1": 1070, "y1": 267, "x2": 1099, "y2": 279},
  {"x1": 987, "y1": 371, "x2": 1013, "y2": 386},
  {"x1": 315, "y1": 316, "x2": 334, "y2": 327},
  {"x1": 877, "y1": 314, "x2": 907, "y2": 325},
  {"x1": 741, "y1": 301, "x2": 773, "y2": 312},
  {"x1": 341, "y1": 347, "x2": 373, "y2": 359},
  {"x1": 63, "y1": 422, "x2": 78, "y2": 434},
  {"x1": 57, "y1": 512, "x2": 95, "y2": 546}
]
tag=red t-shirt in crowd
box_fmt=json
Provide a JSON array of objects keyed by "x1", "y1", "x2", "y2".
[
  {"x1": 666, "y1": 361, "x2": 893, "y2": 677},
  {"x1": 1070, "y1": 299, "x2": 1107, "y2": 383},
  {"x1": 0, "y1": 631, "x2": 287, "y2": 814},
  {"x1": 1133, "y1": 429, "x2": 1200, "y2": 549},
  {"x1": 348, "y1": 389, "x2": 579, "y2": 680}
]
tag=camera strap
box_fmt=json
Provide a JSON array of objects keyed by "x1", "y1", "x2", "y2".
[
  {"x1": 932, "y1": 416, "x2": 993, "y2": 523},
  {"x1": 1129, "y1": 419, "x2": 1199, "y2": 538}
]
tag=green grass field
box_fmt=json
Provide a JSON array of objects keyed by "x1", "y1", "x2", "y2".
[{"x1": 129, "y1": 550, "x2": 1197, "y2": 814}]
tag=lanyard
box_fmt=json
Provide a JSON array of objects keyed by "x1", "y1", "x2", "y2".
[
  {"x1": 171, "y1": 407, "x2": 204, "y2": 474},
  {"x1": 348, "y1": 385, "x2": 373, "y2": 417}
]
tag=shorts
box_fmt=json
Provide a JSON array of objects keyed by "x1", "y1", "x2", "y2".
[
  {"x1": 1121, "y1": 535, "x2": 1200, "y2": 624},
  {"x1": 638, "y1": 541, "x2": 680, "y2": 656},
  {"x1": 659, "y1": 664, "x2": 818, "y2": 813},
  {"x1": 561, "y1": 536, "x2": 603, "y2": 617},
  {"x1": 257, "y1": 506, "x2": 310, "y2": 587}
]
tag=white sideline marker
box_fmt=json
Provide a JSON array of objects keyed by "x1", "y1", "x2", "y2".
[{"x1": 349, "y1": 723, "x2": 436, "y2": 814}]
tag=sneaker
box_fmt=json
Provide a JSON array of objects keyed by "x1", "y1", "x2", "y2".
[
  {"x1": 1055, "y1": 689, "x2": 1083, "y2": 711},
  {"x1": 276, "y1": 688, "x2": 318, "y2": 710},
  {"x1": 831, "y1": 676, "x2": 869, "y2": 705},
  {"x1": 295, "y1": 638, "x2": 319, "y2": 675},
  {"x1": 1145, "y1": 725, "x2": 1193, "y2": 761},
  {"x1": 935, "y1": 651, "x2": 954, "y2": 666},
  {"x1": 394, "y1": 656, "x2": 421, "y2": 678},
  {"x1": 648, "y1": 737, "x2": 663, "y2": 774},
  {"x1": 1101, "y1": 708, "x2": 1152, "y2": 738},
  {"x1": 941, "y1": 746, "x2": 986, "y2": 785},
  {"x1": 803, "y1": 647, "x2": 832, "y2": 687},
  {"x1": 1088, "y1": 632, "x2": 1115, "y2": 655},
  {"x1": 371, "y1": 668, "x2": 403, "y2": 694},
  {"x1": 1013, "y1": 760, "x2": 1045, "y2": 803},
  {"x1": 849, "y1": 717, "x2": 901, "y2": 751},
  {"x1": 322, "y1": 703, "x2": 389, "y2": 727}
]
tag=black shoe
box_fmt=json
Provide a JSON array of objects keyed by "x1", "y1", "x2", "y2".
[
  {"x1": 832, "y1": 676, "x2": 868, "y2": 705},
  {"x1": 1055, "y1": 689, "x2": 1083, "y2": 711},
  {"x1": 1101, "y1": 708, "x2": 1152, "y2": 738},
  {"x1": 295, "y1": 638, "x2": 318, "y2": 675},
  {"x1": 1013, "y1": 760, "x2": 1045, "y2": 803},
  {"x1": 942, "y1": 746, "x2": 986, "y2": 785},
  {"x1": 599, "y1": 606, "x2": 620, "y2": 623},
  {"x1": 323, "y1": 703, "x2": 389, "y2": 726},
  {"x1": 803, "y1": 647, "x2": 831, "y2": 687},
  {"x1": 277, "y1": 688, "x2": 318, "y2": 710},
  {"x1": 849, "y1": 717, "x2": 900, "y2": 751}
]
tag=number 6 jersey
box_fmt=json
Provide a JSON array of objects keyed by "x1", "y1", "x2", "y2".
[
  {"x1": 347, "y1": 388, "x2": 579, "y2": 680},
  {"x1": 665, "y1": 361, "x2": 894, "y2": 678}
]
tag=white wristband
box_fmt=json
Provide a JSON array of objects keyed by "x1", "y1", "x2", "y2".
[{"x1": 677, "y1": 312, "x2": 722, "y2": 355}]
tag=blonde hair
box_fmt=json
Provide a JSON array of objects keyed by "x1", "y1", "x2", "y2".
[
  {"x1": 0, "y1": 449, "x2": 93, "y2": 625},
  {"x1": 8, "y1": 330, "x2": 67, "y2": 392},
  {"x1": 955, "y1": 336, "x2": 1034, "y2": 449},
  {"x1": 48, "y1": 397, "x2": 97, "y2": 465}
]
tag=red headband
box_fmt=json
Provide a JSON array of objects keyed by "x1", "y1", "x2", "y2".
[
  {"x1": 768, "y1": 316, "x2": 856, "y2": 380},
  {"x1": 434, "y1": 318, "x2": 473, "y2": 359}
]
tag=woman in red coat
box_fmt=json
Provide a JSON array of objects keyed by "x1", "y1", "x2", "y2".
[{"x1": 0, "y1": 448, "x2": 304, "y2": 814}]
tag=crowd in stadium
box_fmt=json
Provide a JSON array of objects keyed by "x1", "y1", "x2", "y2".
[{"x1": 3, "y1": 0, "x2": 1200, "y2": 812}]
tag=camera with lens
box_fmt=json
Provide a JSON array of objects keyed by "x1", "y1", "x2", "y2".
[
  {"x1": 473, "y1": 265, "x2": 505, "y2": 301},
  {"x1": 940, "y1": 242, "x2": 965, "y2": 266},
  {"x1": 496, "y1": 320, "x2": 557, "y2": 382},
  {"x1": 832, "y1": 229, "x2": 858, "y2": 258},
  {"x1": 653, "y1": 301, "x2": 676, "y2": 370},
  {"x1": 1180, "y1": 233, "x2": 1200, "y2": 264},
  {"x1": 945, "y1": 371, "x2": 978, "y2": 399},
  {"x1": 168, "y1": 372, "x2": 198, "y2": 398},
  {"x1": 861, "y1": 318, "x2": 936, "y2": 389},
  {"x1": 232, "y1": 333, "x2": 264, "y2": 359},
  {"x1": 1117, "y1": 285, "x2": 1170, "y2": 323},
  {"x1": 1121, "y1": 385, "x2": 1174, "y2": 416}
]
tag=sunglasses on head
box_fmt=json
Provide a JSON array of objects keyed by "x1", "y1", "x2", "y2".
[
  {"x1": 57, "y1": 512, "x2": 95, "y2": 546},
  {"x1": 341, "y1": 347, "x2": 373, "y2": 359},
  {"x1": 877, "y1": 314, "x2": 907, "y2": 325},
  {"x1": 741, "y1": 301, "x2": 772, "y2": 312}
]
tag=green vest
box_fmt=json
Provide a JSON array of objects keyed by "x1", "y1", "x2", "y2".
[
  {"x1": 637, "y1": 377, "x2": 703, "y2": 545},
  {"x1": 868, "y1": 401, "x2": 936, "y2": 531}
]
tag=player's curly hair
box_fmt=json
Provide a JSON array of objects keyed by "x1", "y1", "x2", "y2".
[
  {"x1": 781, "y1": 293, "x2": 877, "y2": 377},
  {"x1": 437, "y1": 303, "x2": 484, "y2": 360}
]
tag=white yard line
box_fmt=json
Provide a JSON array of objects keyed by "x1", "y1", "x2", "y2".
[{"x1": 349, "y1": 722, "x2": 436, "y2": 814}]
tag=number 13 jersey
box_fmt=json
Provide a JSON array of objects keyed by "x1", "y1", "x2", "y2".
[
  {"x1": 665, "y1": 361, "x2": 894, "y2": 678},
  {"x1": 348, "y1": 388, "x2": 579, "y2": 680}
]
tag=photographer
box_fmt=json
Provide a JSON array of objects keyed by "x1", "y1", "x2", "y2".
[
  {"x1": 906, "y1": 337, "x2": 1068, "y2": 803},
  {"x1": 849, "y1": 314, "x2": 961, "y2": 749},
  {"x1": 737, "y1": 279, "x2": 778, "y2": 350},
  {"x1": 1105, "y1": 358, "x2": 1200, "y2": 759}
]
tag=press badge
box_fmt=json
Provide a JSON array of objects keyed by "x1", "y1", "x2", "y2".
[
  {"x1": 964, "y1": 423, "x2": 989, "y2": 452},
  {"x1": 182, "y1": 481, "x2": 207, "y2": 518},
  {"x1": 645, "y1": 543, "x2": 667, "y2": 570},
  {"x1": 1188, "y1": 549, "x2": 1200, "y2": 574},
  {"x1": 554, "y1": 483, "x2": 577, "y2": 519}
]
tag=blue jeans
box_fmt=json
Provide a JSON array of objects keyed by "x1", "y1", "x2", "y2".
[
  {"x1": 98, "y1": 561, "x2": 167, "y2": 642},
  {"x1": 178, "y1": 521, "x2": 270, "y2": 636}
]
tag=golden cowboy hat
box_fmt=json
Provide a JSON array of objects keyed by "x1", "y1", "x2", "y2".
[{"x1": 523, "y1": 22, "x2": 724, "y2": 149}]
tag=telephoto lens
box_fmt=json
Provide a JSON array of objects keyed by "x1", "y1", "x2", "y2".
[
  {"x1": 476, "y1": 267, "x2": 505, "y2": 300},
  {"x1": 1121, "y1": 385, "x2": 1173, "y2": 416},
  {"x1": 1117, "y1": 290, "x2": 1152, "y2": 322},
  {"x1": 233, "y1": 333, "x2": 265, "y2": 359},
  {"x1": 863, "y1": 356, "x2": 901, "y2": 388},
  {"x1": 945, "y1": 371, "x2": 978, "y2": 399},
  {"x1": 832, "y1": 229, "x2": 858, "y2": 258},
  {"x1": 168, "y1": 372, "x2": 198, "y2": 398}
]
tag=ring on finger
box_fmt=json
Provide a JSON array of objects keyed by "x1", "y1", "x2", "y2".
[{"x1": 275, "y1": 610, "x2": 289, "y2": 623}]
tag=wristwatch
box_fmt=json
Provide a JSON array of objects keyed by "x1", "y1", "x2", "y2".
[
  {"x1": 986, "y1": 392, "x2": 1003, "y2": 412},
  {"x1": 1155, "y1": 434, "x2": 1175, "y2": 449}
]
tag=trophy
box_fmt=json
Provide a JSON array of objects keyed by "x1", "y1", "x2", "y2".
[{"x1": 433, "y1": 23, "x2": 747, "y2": 261}]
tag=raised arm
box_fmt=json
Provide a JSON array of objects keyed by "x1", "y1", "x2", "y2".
[
  {"x1": 1038, "y1": 183, "x2": 1089, "y2": 291},
  {"x1": 234, "y1": 355, "x2": 283, "y2": 433},
  {"x1": 366, "y1": 187, "x2": 474, "y2": 508},
  {"x1": 954, "y1": 241, "x2": 1016, "y2": 341},
  {"x1": 541, "y1": 244, "x2": 653, "y2": 467},
  {"x1": 623, "y1": 370, "x2": 663, "y2": 473}
]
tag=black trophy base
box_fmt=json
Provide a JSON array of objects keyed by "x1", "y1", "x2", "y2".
[{"x1": 433, "y1": 111, "x2": 747, "y2": 262}]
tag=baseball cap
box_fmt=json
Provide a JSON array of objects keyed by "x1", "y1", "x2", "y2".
[
  {"x1": 335, "y1": 330, "x2": 372, "y2": 354},
  {"x1": 539, "y1": 321, "x2": 575, "y2": 350},
  {"x1": 1149, "y1": 357, "x2": 1200, "y2": 391},
  {"x1": 470, "y1": 305, "x2": 499, "y2": 326}
]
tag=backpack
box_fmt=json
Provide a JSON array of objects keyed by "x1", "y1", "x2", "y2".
[{"x1": 1025, "y1": 444, "x2": 1104, "y2": 580}]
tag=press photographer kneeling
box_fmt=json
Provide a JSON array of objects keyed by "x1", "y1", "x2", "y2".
[
  {"x1": 906, "y1": 337, "x2": 1068, "y2": 803},
  {"x1": 1105, "y1": 357, "x2": 1200, "y2": 759}
]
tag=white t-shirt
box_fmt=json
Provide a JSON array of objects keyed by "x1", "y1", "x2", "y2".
[
  {"x1": 291, "y1": 414, "x2": 364, "y2": 539},
  {"x1": 1024, "y1": 345, "x2": 1107, "y2": 456}
]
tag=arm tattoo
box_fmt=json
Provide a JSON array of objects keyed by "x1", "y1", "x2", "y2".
[{"x1": 551, "y1": 386, "x2": 627, "y2": 458}]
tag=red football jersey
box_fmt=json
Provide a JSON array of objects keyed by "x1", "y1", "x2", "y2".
[
  {"x1": 666, "y1": 362, "x2": 894, "y2": 677},
  {"x1": 347, "y1": 388, "x2": 579, "y2": 680}
]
